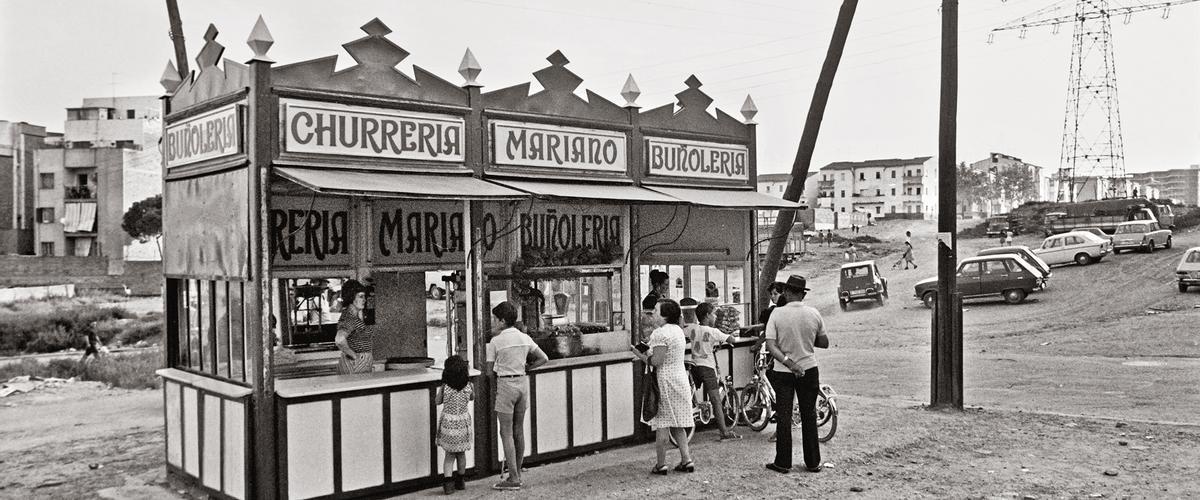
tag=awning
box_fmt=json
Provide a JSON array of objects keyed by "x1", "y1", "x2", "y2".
[
  {"x1": 643, "y1": 186, "x2": 806, "y2": 209},
  {"x1": 490, "y1": 179, "x2": 679, "y2": 203},
  {"x1": 275, "y1": 167, "x2": 525, "y2": 199}
]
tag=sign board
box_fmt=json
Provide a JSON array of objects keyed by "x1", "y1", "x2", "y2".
[
  {"x1": 372, "y1": 200, "x2": 503, "y2": 266},
  {"x1": 644, "y1": 137, "x2": 749, "y2": 182},
  {"x1": 491, "y1": 120, "x2": 627, "y2": 173},
  {"x1": 269, "y1": 196, "x2": 354, "y2": 267},
  {"x1": 518, "y1": 203, "x2": 625, "y2": 268},
  {"x1": 281, "y1": 99, "x2": 465, "y2": 163},
  {"x1": 164, "y1": 103, "x2": 242, "y2": 169}
]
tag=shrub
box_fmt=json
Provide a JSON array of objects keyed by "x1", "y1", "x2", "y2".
[
  {"x1": 0, "y1": 305, "x2": 135, "y2": 355},
  {"x1": 1174, "y1": 206, "x2": 1200, "y2": 230},
  {"x1": 958, "y1": 220, "x2": 989, "y2": 239},
  {"x1": 0, "y1": 349, "x2": 161, "y2": 390}
]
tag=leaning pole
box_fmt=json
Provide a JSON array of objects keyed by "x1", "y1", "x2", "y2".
[
  {"x1": 758, "y1": 0, "x2": 859, "y2": 307},
  {"x1": 931, "y1": 0, "x2": 963, "y2": 410}
]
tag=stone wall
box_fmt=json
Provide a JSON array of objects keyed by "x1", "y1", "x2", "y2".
[{"x1": 0, "y1": 256, "x2": 161, "y2": 295}]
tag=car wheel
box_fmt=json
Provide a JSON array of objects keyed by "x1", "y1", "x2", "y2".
[
  {"x1": 1165, "y1": 237, "x2": 1172, "y2": 249},
  {"x1": 1113, "y1": 248, "x2": 1122, "y2": 255},
  {"x1": 922, "y1": 292, "x2": 936, "y2": 309},
  {"x1": 1179, "y1": 282, "x2": 1189, "y2": 293},
  {"x1": 1003, "y1": 289, "x2": 1027, "y2": 304},
  {"x1": 1074, "y1": 253, "x2": 1092, "y2": 266}
]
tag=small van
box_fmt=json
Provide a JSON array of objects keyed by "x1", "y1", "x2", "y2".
[{"x1": 838, "y1": 260, "x2": 888, "y2": 310}]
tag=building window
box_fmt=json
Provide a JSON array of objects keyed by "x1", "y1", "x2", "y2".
[
  {"x1": 875, "y1": 207, "x2": 881, "y2": 214},
  {"x1": 917, "y1": 169, "x2": 922, "y2": 175},
  {"x1": 70, "y1": 140, "x2": 91, "y2": 149},
  {"x1": 891, "y1": 171, "x2": 897, "y2": 178},
  {"x1": 77, "y1": 173, "x2": 89, "y2": 186},
  {"x1": 39, "y1": 173, "x2": 54, "y2": 189},
  {"x1": 859, "y1": 173, "x2": 865, "y2": 180},
  {"x1": 906, "y1": 187, "x2": 912, "y2": 195},
  {"x1": 36, "y1": 208, "x2": 55, "y2": 224},
  {"x1": 840, "y1": 190, "x2": 846, "y2": 198},
  {"x1": 916, "y1": 187, "x2": 922, "y2": 195},
  {"x1": 891, "y1": 188, "x2": 896, "y2": 195},
  {"x1": 875, "y1": 172, "x2": 881, "y2": 179},
  {"x1": 40, "y1": 242, "x2": 54, "y2": 256},
  {"x1": 906, "y1": 170, "x2": 911, "y2": 176},
  {"x1": 840, "y1": 207, "x2": 846, "y2": 213},
  {"x1": 876, "y1": 189, "x2": 882, "y2": 196},
  {"x1": 840, "y1": 173, "x2": 846, "y2": 180},
  {"x1": 126, "y1": 109, "x2": 136, "y2": 119}
]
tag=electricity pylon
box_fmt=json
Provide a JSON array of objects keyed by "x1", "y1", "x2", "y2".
[{"x1": 990, "y1": 0, "x2": 1198, "y2": 202}]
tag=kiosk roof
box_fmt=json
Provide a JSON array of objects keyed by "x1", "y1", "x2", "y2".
[{"x1": 276, "y1": 167, "x2": 526, "y2": 199}]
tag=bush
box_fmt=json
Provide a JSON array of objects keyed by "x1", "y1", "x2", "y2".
[
  {"x1": 958, "y1": 220, "x2": 989, "y2": 239},
  {"x1": 0, "y1": 349, "x2": 161, "y2": 390},
  {"x1": 0, "y1": 305, "x2": 135, "y2": 355},
  {"x1": 1174, "y1": 206, "x2": 1200, "y2": 230}
]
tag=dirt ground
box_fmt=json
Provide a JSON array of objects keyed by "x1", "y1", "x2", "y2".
[{"x1": 2, "y1": 219, "x2": 1199, "y2": 499}]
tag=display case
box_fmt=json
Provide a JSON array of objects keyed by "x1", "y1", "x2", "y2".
[{"x1": 489, "y1": 269, "x2": 626, "y2": 359}]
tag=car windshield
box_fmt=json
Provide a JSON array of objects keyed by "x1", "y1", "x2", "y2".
[
  {"x1": 1188, "y1": 251, "x2": 1200, "y2": 264},
  {"x1": 1115, "y1": 224, "x2": 1147, "y2": 234}
]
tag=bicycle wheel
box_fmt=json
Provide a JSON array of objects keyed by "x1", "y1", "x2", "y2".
[
  {"x1": 720, "y1": 384, "x2": 738, "y2": 428},
  {"x1": 816, "y1": 392, "x2": 838, "y2": 443},
  {"x1": 742, "y1": 384, "x2": 772, "y2": 432}
]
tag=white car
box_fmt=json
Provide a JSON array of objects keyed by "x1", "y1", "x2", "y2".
[
  {"x1": 1033, "y1": 231, "x2": 1111, "y2": 266},
  {"x1": 1178, "y1": 247, "x2": 1200, "y2": 293}
]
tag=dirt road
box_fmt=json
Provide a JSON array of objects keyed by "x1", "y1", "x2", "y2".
[{"x1": 2, "y1": 220, "x2": 1198, "y2": 498}]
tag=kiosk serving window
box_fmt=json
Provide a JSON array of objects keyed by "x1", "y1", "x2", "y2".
[
  {"x1": 169, "y1": 278, "x2": 249, "y2": 383},
  {"x1": 278, "y1": 278, "x2": 355, "y2": 347},
  {"x1": 489, "y1": 269, "x2": 625, "y2": 359}
]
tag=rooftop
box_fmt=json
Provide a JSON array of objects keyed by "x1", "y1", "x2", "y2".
[{"x1": 822, "y1": 156, "x2": 933, "y2": 171}]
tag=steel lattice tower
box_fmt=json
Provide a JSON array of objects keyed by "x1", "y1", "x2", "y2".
[{"x1": 991, "y1": 0, "x2": 1198, "y2": 202}]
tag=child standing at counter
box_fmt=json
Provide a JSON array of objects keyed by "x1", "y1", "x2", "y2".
[{"x1": 436, "y1": 355, "x2": 473, "y2": 494}]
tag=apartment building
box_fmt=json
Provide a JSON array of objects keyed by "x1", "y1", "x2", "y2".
[
  {"x1": 815, "y1": 156, "x2": 938, "y2": 220},
  {"x1": 33, "y1": 96, "x2": 162, "y2": 260},
  {"x1": 0, "y1": 121, "x2": 50, "y2": 254},
  {"x1": 755, "y1": 172, "x2": 818, "y2": 226},
  {"x1": 1128, "y1": 165, "x2": 1200, "y2": 206},
  {"x1": 959, "y1": 152, "x2": 1048, "y2": 217}
]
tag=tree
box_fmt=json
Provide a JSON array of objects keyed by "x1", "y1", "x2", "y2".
[
  {"x1": 956, "y1": 162, "x2": 989, "y2": 216},
  {"x1": 996, "y1": 166, "x2": 1038, "y2": 206},
  {"x1": 122, "y1": 194, "x2": 162, "y2": 257}
]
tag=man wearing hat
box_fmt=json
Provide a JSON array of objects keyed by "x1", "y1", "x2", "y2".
[{"x1": 763, "y1": 275, "x2": 830, "y2": 474}]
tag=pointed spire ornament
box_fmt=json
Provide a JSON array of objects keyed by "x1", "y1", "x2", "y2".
[
  {"x1": 459, "y1": 48, "x2": 481, "y2": 86},
  {"x1": 741, "y1": 94, "x2": 758, "y2": 124},
  {"x1": 246, "y1": 15, "x2": 274, "y2": 62},
  {"x1": 160, "y1": 61, "x2": 182, "y2": 92},
  {"x1": 620, "y1": 74, "x2": 640, "y2": 107}
]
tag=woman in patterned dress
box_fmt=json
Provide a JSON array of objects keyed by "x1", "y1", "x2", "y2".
[
  {"x1": 335, "y1": 280, "x2": 375, "y2": 375},
  {"x1": 631, "y1": 299, "x2": 695, "y2": 474},
  {"x1": 436, "y1": 355, "x2": 473, "y2": 493}
]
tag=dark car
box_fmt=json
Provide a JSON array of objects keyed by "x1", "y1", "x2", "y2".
[
  {"x1": 976, "y1": 245, "x2": 1052, "y2": 281},
  {"x1": 913, "y1": 254, "x2": 1046, "y2": 308},
  {"x1": 838, "y1": 260, "x2": 887, "y2": 310}
]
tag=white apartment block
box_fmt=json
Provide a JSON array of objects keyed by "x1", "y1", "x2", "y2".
[
  {"x1": 815, "y1": 156, "x2": 938, "y2": 220},
  {"x1": 34, "y1": 96, "x2": 162, "y2": 260}
]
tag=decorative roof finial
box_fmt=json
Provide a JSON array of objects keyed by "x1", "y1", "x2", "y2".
[
  {"x1": 459, "y1": 48, "x2": 481, "y2": 86},
  {"x1": 247, "y1": 15, "x2": 274, "y2": 63},
  {"x1": 159, "y1": 61, "x2": 183, "y2": 92},
  {"x1": 620, "y1": 74, "x2": 640, "y2": 108},
  {"x1": 741, "y1": 94, "x2": 758, "y2": 124}
]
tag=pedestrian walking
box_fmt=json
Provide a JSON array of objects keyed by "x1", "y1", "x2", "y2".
[
  {"x1": 844, "y1": 242, "x2": 858, "y2": 262},
  {"x1": 902, "y1": 241, "x2": 917, "y2": 269},
  {"x1": 436, "y1": 355, "x2": 473, "y2": 494},
  {"x1": 763, "y1": 275, "x2": 830, "y2": 475},
  {"x1": 630, "y1": 299, "x2": 695, "y2": 475},
  {"x1": 79, "y1": 328, "x2": 103, "y2": 363},
  {"x1": 825, "y1": 230, "x2": 833, "y2": 247},
  {"x1": 486, "y1": 301, "x2": 549, "y2": 491},
  {"x1": 1003, "y1": 230, "x2": 1013, "y2": 246}
]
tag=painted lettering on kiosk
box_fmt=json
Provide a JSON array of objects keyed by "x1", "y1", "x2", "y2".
[
  {"x1": 645, "y1": 137, "x2": 748, "y2": 182},
  {"x1": 268, "y1": 196, "x2": 352, "y2": 266},
  {"x1": 492, "y1": 120, "x2": 627, "y2": 173},
  {"x1": 282, "y1": 99, "x2": 464, "y2": 162},
  {"x1": 518, "y1": 204, "x2": 624, "y2": 267},
  {"x1": 165, "y1": 103, "x2": 241, "y2": 169},
  {"x1": 373, "y1": 200, "x2": 498, "y2": 265}
]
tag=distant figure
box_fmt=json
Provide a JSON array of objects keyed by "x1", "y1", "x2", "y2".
[
  {"x1": 905, "y1": 230, "x2": 912, "y2": 247},
  {"x1": 825, "y1": 230, "x2": 834, "y2": 247},
  {"x1": 844, "y1": 243, "x2": 858, "y2": 262},
  {"x1": 903, "y1": 241, "x2": 917, "y2": 270},
  {"x1": 80, "y1": 329, "x2": 103, "y2": 363},
  {"x1": 1003, "y1": 230, "x2": 1014, "y2": 247}
]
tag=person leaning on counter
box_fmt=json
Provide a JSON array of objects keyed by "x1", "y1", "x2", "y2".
[
  {"x1": 485, "y1": 301, "x2": 549, "y2": 491},
  {"x1": 335, "y1": 280, "x2": 375, "y2": 375}
]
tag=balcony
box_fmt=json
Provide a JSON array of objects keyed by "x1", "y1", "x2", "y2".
[
  {"x1": 817, "y1": 180, "x2": 835, "y2": 189},
  {"x1": 64, "y1": 185, "x2": 96, "y2": 200}
]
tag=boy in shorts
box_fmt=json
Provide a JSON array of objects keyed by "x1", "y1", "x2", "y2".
[{"x1": 684, "y1": 300, "x2": 741, "y2": 441}]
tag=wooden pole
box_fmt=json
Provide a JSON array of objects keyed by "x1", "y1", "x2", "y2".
[
  {"x1": 932, "y1": 0, "x2": 963, "y2": 410},
  {"x1": 164, "y1": 0, "x2": 189, "y2": 78},
  {"x1": 758, "y1": 0, "x2": 859, "y2": 310}
]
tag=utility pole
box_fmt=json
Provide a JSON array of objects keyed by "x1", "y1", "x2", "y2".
[
  {"x1": 757, "y1": 0, "x2": 859, "y2": 306},
  {"x1": 932, "y1": 0, "x2": 963, "y2": 410},
  {"x1": 165, "y1": 0, "x2": 189, "y2": 78}
]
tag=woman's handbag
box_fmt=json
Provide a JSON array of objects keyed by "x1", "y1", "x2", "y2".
[{"x1": 640, "y1": 367, "x2": 660, "y2": 422}]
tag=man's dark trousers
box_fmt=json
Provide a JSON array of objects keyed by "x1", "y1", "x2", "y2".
[{"x1": 768, "y1": 367, "x2": 821, "y2": 469}]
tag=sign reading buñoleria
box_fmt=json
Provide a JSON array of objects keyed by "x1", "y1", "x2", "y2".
[
  {"x1": 164, "y1": 103, "x2": 242, "y2": 169},
  {"x1": 644, "y1": 136, "x2": 748, "y2": 182}
]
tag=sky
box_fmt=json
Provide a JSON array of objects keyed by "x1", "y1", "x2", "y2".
[{"x1": 2, "y1": 0, "x2": 1198, "y2": 176}]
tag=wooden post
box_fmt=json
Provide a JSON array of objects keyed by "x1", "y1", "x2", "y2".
[
  {"x1": 932, "y1": 0, "x2": 963, "y2": 410},
  {"x1": 758, "y1": 0, "x2": 859, "y2": 310},
  {"x1": 246, "y1": 46, "x2": 277, "y2": 499}
]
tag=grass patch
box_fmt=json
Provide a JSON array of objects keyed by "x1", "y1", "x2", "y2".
[
  {"x1": 0, "y1": 349, "x2": 161, "y2": 390},
  {"x1": 0, "y1": 301, "x2": 162, "y2": 355}
]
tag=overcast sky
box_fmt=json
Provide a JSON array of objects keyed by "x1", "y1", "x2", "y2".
[{"x1": 2, "y1": 0, "x2": 1197, "y2": 175}]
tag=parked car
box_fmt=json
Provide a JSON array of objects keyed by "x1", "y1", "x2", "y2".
[
  {"x1": 838, "y1": 260, "x2": 888, "y2": 310},
  {"x1": 1177, "y1": 247, "x2": 1200, "y2": 293},
  {"x1": 913, "y1": 254, "x2": 1046, "y2": 308},
  {"x1": 976, "y1": 245, "x2": 1052, "y2": 281},
  {"x1": 1112, "y1": 220, "x2": 1172, "y2": 253},
  {"x1": 1033, "y1": 231, "x2": 1111, "y2": 266},
  {"x1": 1075, "y1": 226, "x2": 1112, "y2": 244}
]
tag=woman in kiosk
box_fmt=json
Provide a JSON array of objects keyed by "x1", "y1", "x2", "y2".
[{"x1": 334, "y1": 280, "x2": 375, "y2": 375}]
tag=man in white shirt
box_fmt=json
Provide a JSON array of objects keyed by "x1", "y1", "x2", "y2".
[
  {"x1": 764, "y1": 275, "x2": 830, "y2": 474},
  {"x1": 485, "y1": 301, "x2": 548, "y2": 491}
]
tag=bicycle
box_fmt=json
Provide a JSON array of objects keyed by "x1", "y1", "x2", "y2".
[
  {"x1": 669, "y1": 345, "x2": 739, "y2": 446},
  {"x1": 739, "y1": 350, "x2": 838, "y2": 443}
]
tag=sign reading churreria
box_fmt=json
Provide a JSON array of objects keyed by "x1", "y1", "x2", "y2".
[
  {"x1": 165, "y1": 103, "x2": 242, "y2": 169},
  {"x1": 491, "y1": 120, "x2": 627, "y2": 173},
  {"x1": 282, "y1": 99, "x2": 464, "y2": 163},
  {"x1": 645, "y1": 137, "x2": 749, "y2": 182}
]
